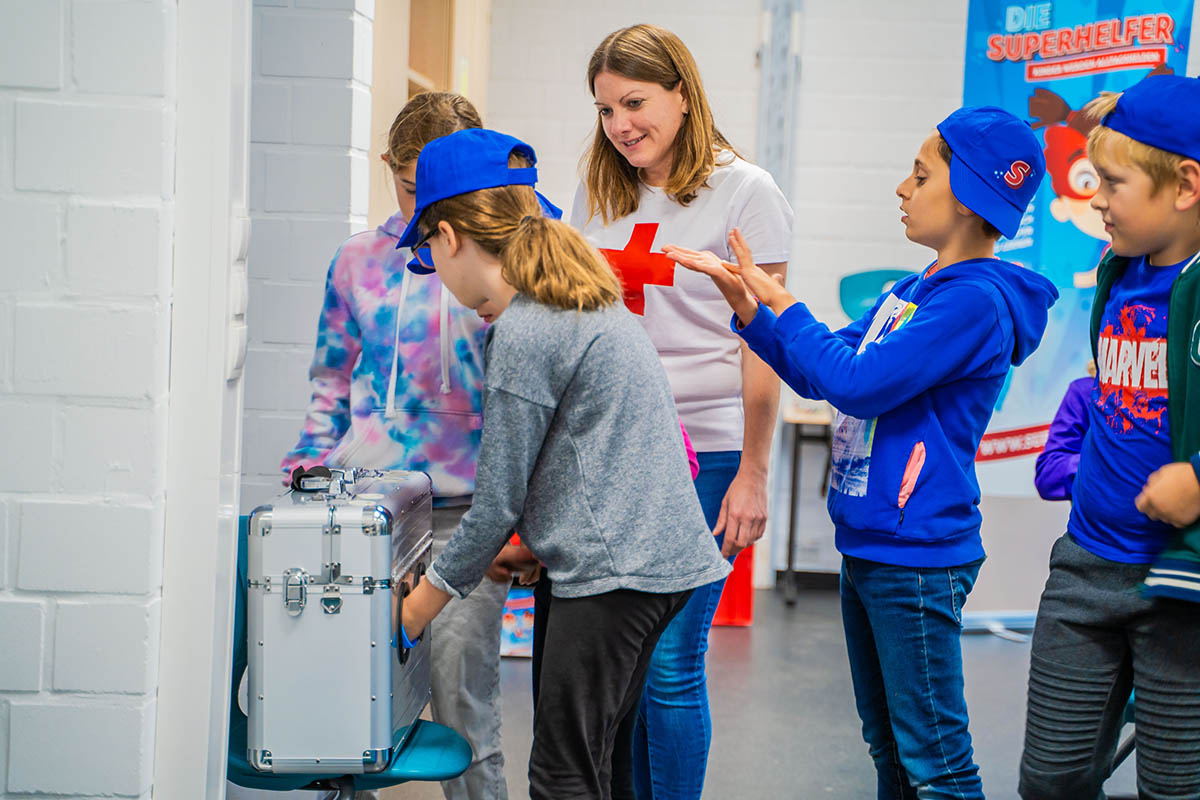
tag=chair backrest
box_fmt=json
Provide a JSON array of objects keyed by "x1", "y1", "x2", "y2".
[{"x1": 838, "y1": 269, "x2": 916, "y2": 321}]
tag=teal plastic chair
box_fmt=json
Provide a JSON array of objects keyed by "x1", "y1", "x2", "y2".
[
  {"x1": 227, "y1": 516, "x2": 472, "y2": 793},
  {"x1": 838, "y1": 269, "x2": 916, "y2": 321}
]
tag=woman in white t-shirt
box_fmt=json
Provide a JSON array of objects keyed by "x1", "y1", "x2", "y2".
[{"x1": 568, "y1": 23, "x2": 793, "y2": 800}]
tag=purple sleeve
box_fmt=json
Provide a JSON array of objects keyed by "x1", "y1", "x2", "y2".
[{"x1": 1034, "y1": 377, "x2": 1093, "y2": 501}]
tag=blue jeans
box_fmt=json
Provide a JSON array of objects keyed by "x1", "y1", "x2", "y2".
[
  {"x1": 841, "y1": 555, "x2": 984, "y2": 800},
  {"x1": 631, "y1": 450, "x2": 740, "y2": 800}
]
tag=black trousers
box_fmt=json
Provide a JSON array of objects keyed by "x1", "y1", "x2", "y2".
[
  {"x1": 532, "y1": 577, "x2": 640, "y2": 799},
  {"x1": 528, "y1": 580, "x2": 691, "y2": 800}
]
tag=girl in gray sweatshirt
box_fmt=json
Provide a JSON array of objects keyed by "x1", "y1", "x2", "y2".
[{"x1": 395, "y1": 128, "x2": 730, "y2": 800}]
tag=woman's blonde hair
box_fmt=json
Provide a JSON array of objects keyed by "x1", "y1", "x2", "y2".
[
  {"x1": 582, "y1": 24, "x2": 736, "y2": 224},
  {"x1": 421, "y1": 154, "x2": 623, "y2": 312},
  {"x1": 385, "y1": 91, "x2": 482, "y2": 170},
  {"x1": 1083, "y1": 92, "x2": 1188, "y2": 193}
]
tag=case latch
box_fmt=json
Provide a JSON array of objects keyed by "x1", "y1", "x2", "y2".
[
  {"x1": 321, "y1": 585, "x2": 343, "y2": 614},
  {"x1": 283, "y1": 567, "x2": 309, "y2": 615}
]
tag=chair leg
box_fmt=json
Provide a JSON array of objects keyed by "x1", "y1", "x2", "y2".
[
  {"x1": 1111, "y1": 728, "x2": 1135, "y2": 773},
  {"x1": 314, "y1": 777, "x2": 356, "y2": 800}
]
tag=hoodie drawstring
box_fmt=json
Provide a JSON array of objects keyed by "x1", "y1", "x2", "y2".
[
  {"x1": 384, "y1": 265, "x2": 413, "y2": 419},
  {"x1": 439, "y1": 284, "x2": 452, "y2": 394}
]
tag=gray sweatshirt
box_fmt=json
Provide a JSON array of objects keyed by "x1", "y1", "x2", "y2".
[{"x1": 426, "y1": 293, "x2": 731, "y2": 599}]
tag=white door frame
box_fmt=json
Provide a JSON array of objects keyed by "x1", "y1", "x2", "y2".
[{"x1": 154, "y1": 1, "x2": 251, "y2": 796}]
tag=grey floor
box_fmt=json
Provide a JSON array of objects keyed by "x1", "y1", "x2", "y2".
[{"x1": 386, "y1": 587, "x2": 1139, "y2": 799}]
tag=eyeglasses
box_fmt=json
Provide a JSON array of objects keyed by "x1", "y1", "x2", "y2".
[{"x1": 412, "y1": 227, "x2": 436, "y2": 269}]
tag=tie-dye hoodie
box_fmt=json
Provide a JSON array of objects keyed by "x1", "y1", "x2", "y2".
[{"x1": 280, "y1": 210, "x2": 487, "y2": 504}]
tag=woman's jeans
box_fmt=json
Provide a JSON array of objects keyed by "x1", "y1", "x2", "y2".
[
  {"x1": 630, "y1": 450, "x2": 740, "y2": 800},
  {"x1": 841, "y1": 555, "x2": 984, "y2": 800}
]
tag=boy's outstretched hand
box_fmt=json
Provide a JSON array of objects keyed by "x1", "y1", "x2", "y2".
[
  {"x1": 1136, "y1": 461, "x2": 1200, "y2": 528},
  {"x1": 663, "y1": 229, "x2": 794, "y2": 326}
]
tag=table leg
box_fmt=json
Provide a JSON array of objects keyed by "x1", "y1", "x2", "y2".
[{"x1": 784, "y1": 422, "x2": 802, "y2": 607}]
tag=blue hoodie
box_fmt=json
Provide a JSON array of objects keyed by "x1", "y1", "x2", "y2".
[{"x1": 739, "y1": 258, "x2": 1058, "y2": 567}]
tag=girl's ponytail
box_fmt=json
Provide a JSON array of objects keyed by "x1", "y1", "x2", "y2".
[{"x1": 501, "y1": 216, "x2": 622, "y2": 312}]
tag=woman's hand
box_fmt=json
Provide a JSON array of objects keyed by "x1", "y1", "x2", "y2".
[
  {"x1": 714, "y1": 468, "x2": 768, "y2": 557},
  {"x1": 662, "y1": 244, "x2": 759, "y2": 325}
]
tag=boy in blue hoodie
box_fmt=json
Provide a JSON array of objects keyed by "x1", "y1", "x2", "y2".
[{"x1": 667, "y1": 106, "x2": 1057, "y2": 799}]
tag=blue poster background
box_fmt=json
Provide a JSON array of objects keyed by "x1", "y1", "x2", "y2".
[{"x1": 963, "y1": 0, "x2": 1193, "y2": 494}]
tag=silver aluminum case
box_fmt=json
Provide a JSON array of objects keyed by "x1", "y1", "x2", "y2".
[{"x1": 246, "y1": 469, "x2": 433, "y2": 774}]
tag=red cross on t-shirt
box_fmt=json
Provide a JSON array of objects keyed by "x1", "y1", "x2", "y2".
[{"x1": 597, "y1": 223, "x2": 676, "y2": 316}]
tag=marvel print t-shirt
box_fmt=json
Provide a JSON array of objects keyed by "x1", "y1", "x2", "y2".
[
  {"x1": 1068, "y1": 254, "x2": 1186, "y2": 563},
  {"x1": 570, "y1": 153, "x2": 793, "y2": 451}
]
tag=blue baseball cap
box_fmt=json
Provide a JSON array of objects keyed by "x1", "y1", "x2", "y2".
[
  {"x1": 936, "y1": 106, "x2": 1046, "y2": 239},
  {"x1": 396, "y1": 128, "x2": 561, "y2": 274},
  {"x1": 1102, "y1": 74, "x2": 1200, "y2": 164}
]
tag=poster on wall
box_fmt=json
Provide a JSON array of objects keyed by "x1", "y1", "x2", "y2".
[{"x1": 963, "y1": 0, "x2": 1193, "y2": 495}]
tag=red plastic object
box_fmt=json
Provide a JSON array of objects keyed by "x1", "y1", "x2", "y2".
[{"x1": 712, "y1": 545, "x2": 754, "y2": 627}]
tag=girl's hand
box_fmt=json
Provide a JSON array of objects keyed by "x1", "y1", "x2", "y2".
[
  {"x1": 727, "y1": 229, "x2": 794, "y2": 314},
  {"x1": 485, "y1": 543, "x2": 540, "y2": 583},
  {"x1": 662, "y1": 244, "x2": 759, "y2": 325},
  {"x1": 400, "y1": 579, "x2": 451, "y2": 642},
  {"x1": 517, "y1": 563, "x2": 543, "y2": 586},
  {"x1": 400, "y1": 593, "x2": 426, "y2": 643}
]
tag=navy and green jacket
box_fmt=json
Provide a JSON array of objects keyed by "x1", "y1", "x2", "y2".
[{"x1": 1091, "y1": 249, "x2": 1200, "y2": 601}]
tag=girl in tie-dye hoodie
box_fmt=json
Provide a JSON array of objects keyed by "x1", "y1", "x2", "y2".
[
  {"x1": 281, "y1": 93, "x2": 513, "y2": 800},
  {"x1": 279, "y1": 201, "x2": 488, "y2": 499},
  {"x1": 280, "y1": 104, "x2": 488, "y2": 505}
]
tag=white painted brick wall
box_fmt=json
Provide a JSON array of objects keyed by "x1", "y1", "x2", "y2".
[
  {"x1": 291, "y1": 82, "x2": 371, "y2": 149},
  {"x1": 65, "y1": 204, "x2": 165, "y2": 297},
  {"x1": 0, "y1": 301, "x2": 9, "y2": 394},
  {"x1": 14, "y1": 303, "x2": 164, "y2": 398},
  {"x1": 17, "y1": 502, "x2": 164, "y2": 595},
  {"x1": 0, "y1": 501, "x2": 9, "y2": 590},
  {"x1": 0, "y1": 197, "x2": 61, "y2": 293},
  {"x1": 242, "y1": 0, "x2": 374, "y2": 513},
  {"x1": 249, "y1": 280, "x2": 327, "y2": 344},
  {"x1": 0, "y1": 600, "x2": 44, "y2": 691},
  {"x1": 71, "y1": 0, "x2": 172, "y2": 97},
  {"x1": 53, "y1": 599, "x2": 161, "y2": 694},
  {"x1": 61, "y1": 404, "x2": 167, "y2": 496},
  {"x1": 262, "y1": 151, "x2": 369, "y2": 213},
  {"x1": 0, "y1": 0, "x2": 175, "y2": 794},
  {"x1": 7, "y1": 699, "x2": 156, "y2": 795},
  {"x1": 0, "y1": 401, "x2": 55, "y2": 493},
  {"x1": 0, "y1": 1, "x2": 62, "y2": 89},
  {"x1": 14, "y1": 100, "x2": 166, "y2": 196}
]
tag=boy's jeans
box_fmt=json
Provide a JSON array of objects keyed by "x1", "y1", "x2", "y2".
[{"x1": 841, "y1": 555, "x2": 985, "y2": 800}]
